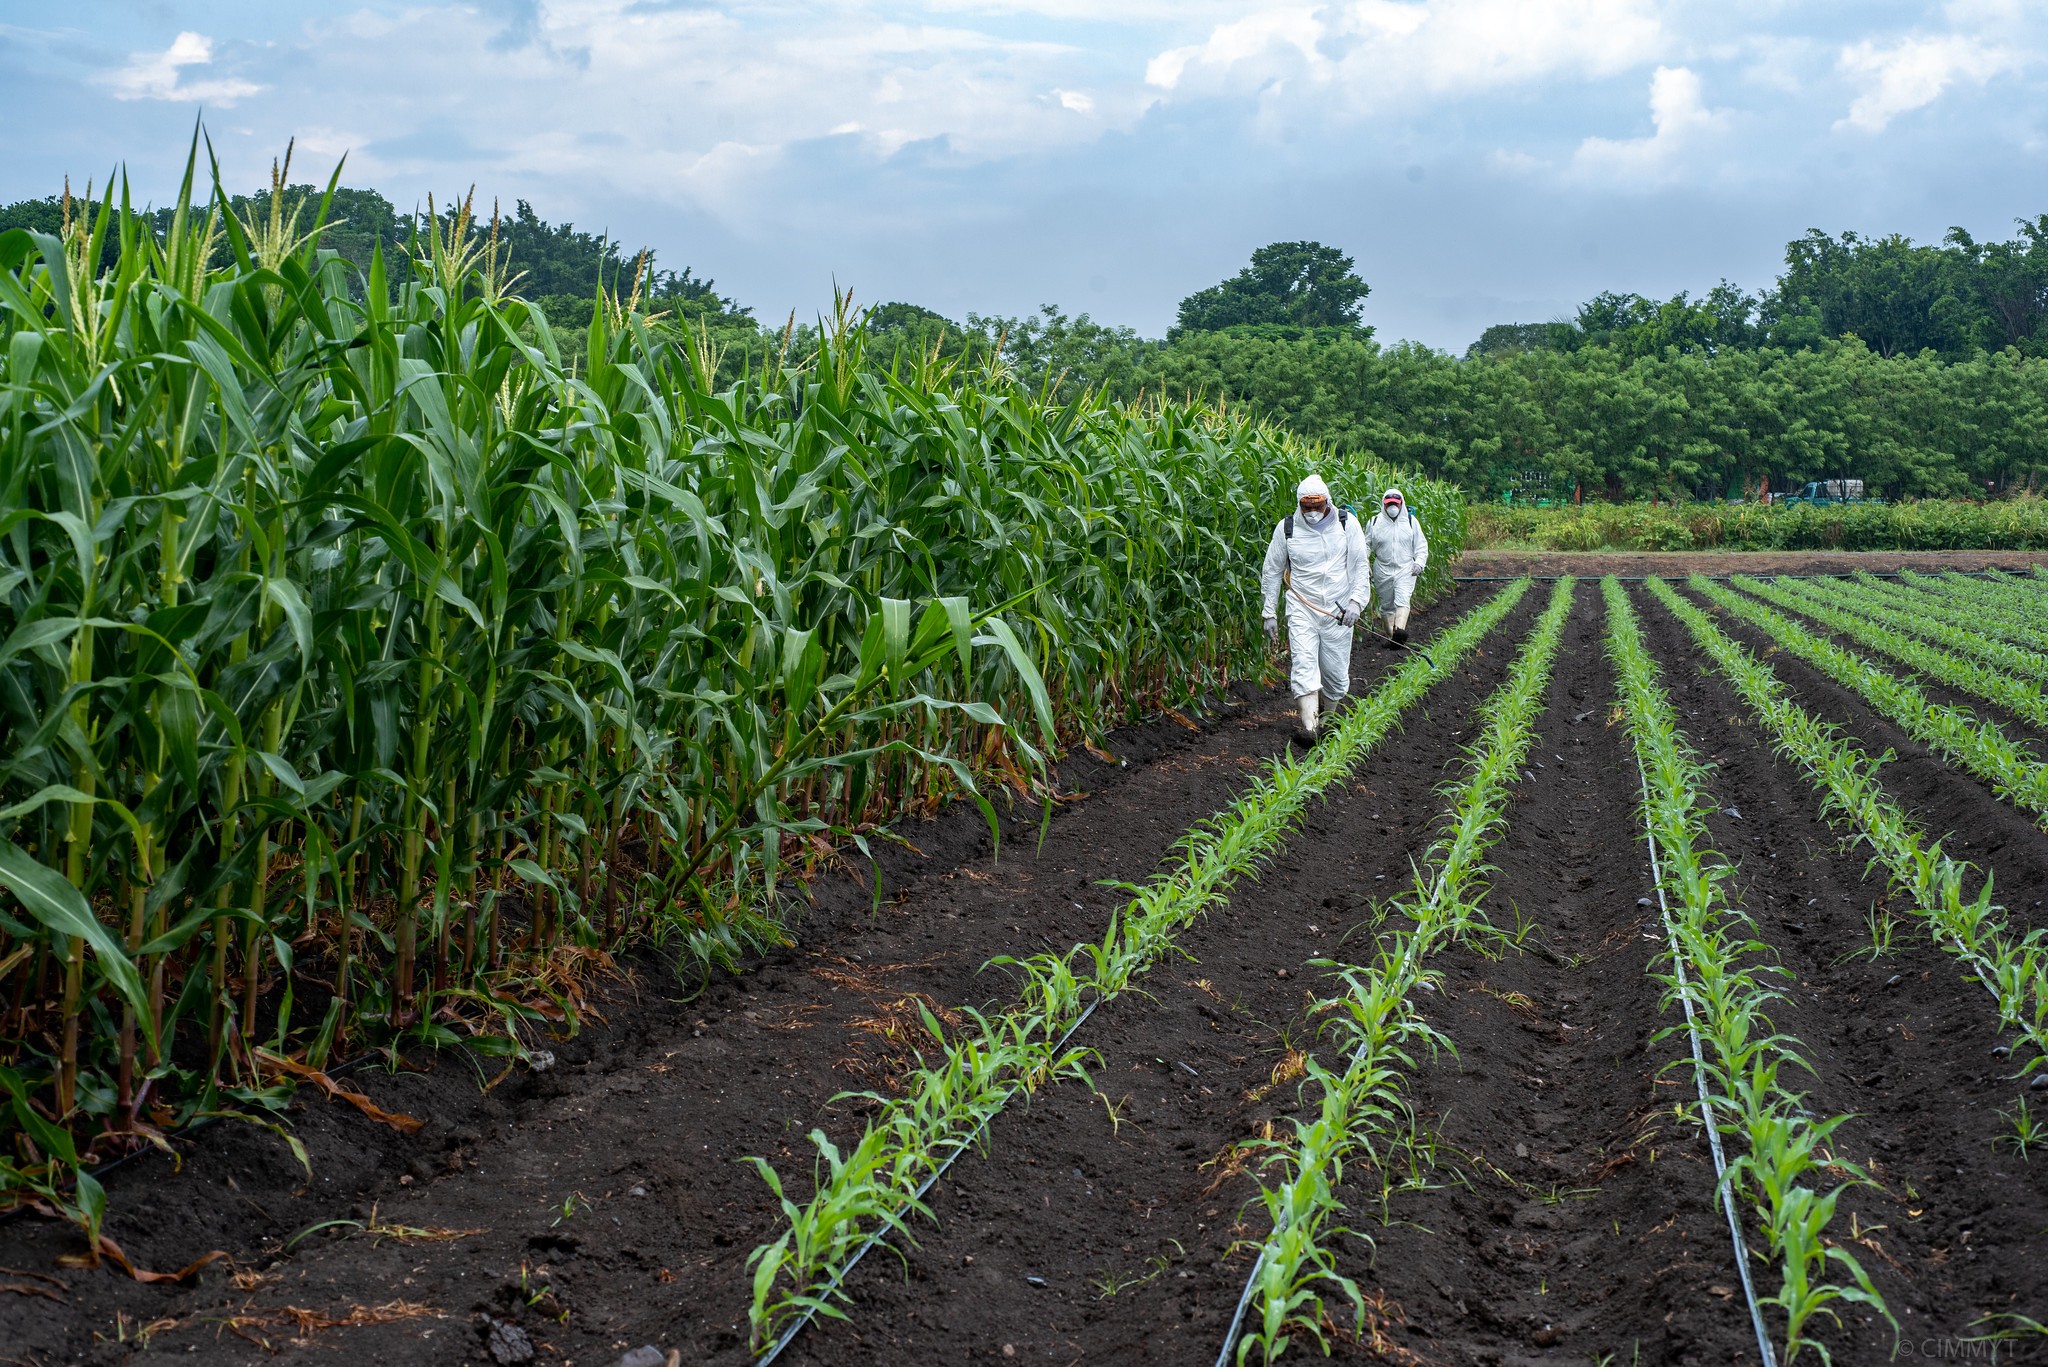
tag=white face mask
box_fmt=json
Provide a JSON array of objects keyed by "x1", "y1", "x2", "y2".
[{"x1": 1383, "y1": 503, "x2": 1402, "y2": 519}]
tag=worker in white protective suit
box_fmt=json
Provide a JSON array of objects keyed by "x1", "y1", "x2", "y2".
[
  {"x1": 1260, "y1": 474, "x2": 1372, "y2": 745},
  {"x1": 1364, "y1": 488, "x2": 1429, "y2": 647}
]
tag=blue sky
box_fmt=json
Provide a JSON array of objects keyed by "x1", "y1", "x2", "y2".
[{"x1": 4, "y1": 1, "x2": 2044, "y2": 350}]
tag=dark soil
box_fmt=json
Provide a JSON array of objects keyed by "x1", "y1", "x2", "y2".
[
  {"x1": 1731, "y1": 577, "x2": 2048, "y2": 757},
  {"x1": 0, "y1": 589, "x2": 1470, "y2": 1366},
  {"x1": 1681, "y1": 582, "x2": 2048, "y2": 941},
  {"x1": 6, "y1": 577, "x2": 2044, "y2": 1367}
]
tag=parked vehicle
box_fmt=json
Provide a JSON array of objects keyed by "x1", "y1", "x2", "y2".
[{"x1": 1774, "y1": 479, "x2": 1884, "y2": 506}]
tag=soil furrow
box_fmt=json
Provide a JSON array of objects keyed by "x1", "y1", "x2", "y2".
[
  {"x1": 1330, "y1": 582, "x2": 1762, "y2": 1366},
  {"x1": 1633, "y1": 583, "x2": 2048, "y2": 1363},
  {"x1": 0, "y1": 619, "x2": 1443, "y2": 1364},
  {"x1": 1684, "y1": 585, "x2": 2048, "y2": 940},
  {"x1": 770, "y1": 590, "x2": 1549, "y2": 1366}
]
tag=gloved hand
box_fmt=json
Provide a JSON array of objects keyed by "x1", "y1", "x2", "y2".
[
  {"x1": 1263, "y1": 617, "x2": 1279, "y2": 646},
  {"x1": 1335, "y1": 604, "x2": 1361, "y2": 626}
]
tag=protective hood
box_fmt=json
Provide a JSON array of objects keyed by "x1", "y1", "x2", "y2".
[
  {"x1": 1296, "y1": 474, "x2": 1332, "y2": 503},
  {"x1": 1381, "y1": 488, "x2": 1404, "y2": 518}
]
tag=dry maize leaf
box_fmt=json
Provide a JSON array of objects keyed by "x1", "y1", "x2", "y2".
[{"x1": 254, "y1": 1049, "x2": 425, "y2": 1135}]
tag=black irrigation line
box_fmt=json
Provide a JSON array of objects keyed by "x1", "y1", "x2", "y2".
[
  {"x1": 1630, "y1": 750, "x2": 1778, "y2": 1367},
  {"x1": 755, "y1": 998, "x2": 1103, "y2": 1366}
]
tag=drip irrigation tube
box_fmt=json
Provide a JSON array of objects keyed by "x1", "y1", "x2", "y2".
[
  {"x1": 756, "y1": 998, "x2": 1101, "y2": 1367},
  {"x1": 1208, "y1": 968, "x2": 1397, "y2": 1367},
  {"x1": 1630, "y1": 754, "x2": 1778, "y2": 1367}
]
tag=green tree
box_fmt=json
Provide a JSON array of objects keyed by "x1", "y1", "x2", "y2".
[
  {"x1": 1173, "y1": 241, "x2": 1371, "y2": 334},
  {"x1": 969, "y1": 305, "x2": 1160, "y2": 403}
]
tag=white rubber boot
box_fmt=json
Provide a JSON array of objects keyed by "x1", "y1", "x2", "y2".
[{"x1": 1295, "y1": 692, "x2": 1319, "y2": 746}]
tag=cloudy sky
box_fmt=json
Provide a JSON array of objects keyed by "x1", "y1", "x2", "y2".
[{"x1": 4, "y1": 1, "x2": 2044, "y2": 349}]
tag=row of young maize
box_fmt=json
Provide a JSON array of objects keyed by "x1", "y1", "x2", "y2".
[
  {"x1": 1695, "y1": 581, "x2": 2048, "y2": 825},
  {"x1": 1737, "y1": 576, "x2": 2048, "y2": 733},
  {"x1": 1991, "y1": 566, "x2": 2048, "y2": 602},
  {"x1": 1902, "y1": 570, "x2": 2048, "y2": 651},
  {"x1": 1650, "y1": 577, "x2": 2048, "y2": 1080},
  {"x1": 1782, "y1": 576, "x2": 2048, "y2": 685},
  {"x1": 1839, "y1": 573, "x2": 2048, "y2": 664},
  {"x1": 0, "y1": 154, "x2": 1466, "y2": 1247},
  {"x1": 1603, "y1": 578, "x2": 1891, "y2": 1365},
  {"x1": 744, "y1": 580, "x2": 1532, "y2": 1360},
  {"x1": 1219, "y1": 578, "x2": 1574, "y2": 1366}
]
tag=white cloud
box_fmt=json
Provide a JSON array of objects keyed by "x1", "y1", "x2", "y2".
[
  {"x1": 23, "y1": 0, "x2": 2048, "y2": 354},
  {"x1": 1146, "y1": 0, "x2": 1664, "y2": 109},
  {"x1": 1835, "y1": 33, "x2": 2019, "y2": 131},
  {"x1": 100, "y1": 32, "x2": 264, "y2": 106},
  {"x1": 1147, "y1": 7, "x2": 1322, "y2": 89},
  {"x1": 1487, "y1": 148, "x2": 1550, "y2": 175},
  {"x1": 1573, "y1": 65, "x2": 1729, "y2": 181}
]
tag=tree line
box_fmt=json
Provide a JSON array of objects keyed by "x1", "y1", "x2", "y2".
[{"x1": 8, "y1": 170, "x2": 2044, "y2": 500}]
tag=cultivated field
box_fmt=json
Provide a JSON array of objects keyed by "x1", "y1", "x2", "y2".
[
  {"x1": 6, "y1": 570, "x2": 2045, "y2": 1366},
  {"x1": 3, "y1": 167, "x2": 2045, "y2": 1367}
]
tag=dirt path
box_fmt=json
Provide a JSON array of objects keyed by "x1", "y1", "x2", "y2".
[
  {"x1": 6, "y1": 577, "x2": 2042, "y2": 1366},
  {"x1": 1313, "y1": 582, "x2": 1761, "y2": 1366},
  {"x1": 771, "y1": 585, "x2": 1549, "y2": 1366},
  {"x1": 0, "y1": 607, "x2": 1446, "y2": 1365},
  {"x1": 1459, "y1": 550, "x2": 2048, "y2": 580}
]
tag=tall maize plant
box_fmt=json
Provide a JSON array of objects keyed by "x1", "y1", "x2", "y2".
[{"x1": 0, "y1": 155, "x2": 1462, "y2": 1246}]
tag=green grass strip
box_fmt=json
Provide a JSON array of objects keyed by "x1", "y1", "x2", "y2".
[
  {"x1": 1650, "y1": 576, "x2": 2048, "y2": 1078},
  {"x1": 1220, "y1": 578, "x2": 1574, "y2": 1367},
  {"x1": 1739, "y1": 574, "x2": 2048, "y2": 733},
  {"x1": 1607, "y1": 578, "x2": 1888, "y2": 1366},
  {"x1": 743, "y1": 578, "x2": 1534, "y2": 1359},
  {"x1": 1696, "y1": 578, "x2": 2048, "y2": 826}
]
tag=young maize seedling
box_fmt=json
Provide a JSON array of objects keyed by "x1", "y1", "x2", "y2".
[
  {"x1": 1607, "y1": 578, "x2": 1892, "y2": 1366},
  {"x1": 1995, "y1": 1096, "x2": 2040, "y2": 1160},
  {"x1": 748, "y1": 582, "x2": 1534, "y2": 1359},
  {"x1": 1813, "y1": 574, "x2": 2048, "y2": 681},
  {"x1": 1224, "y1": 579, "x2": 1574, "y2": 1365},
  {"x1": 1699, "y1": 578, "x2": 2048, "y2": 826},
  {"x1": 1651, "y1": 576, "x2": 2048, "y2": 1078},
  {"x1": 1741, "y1": 575, "x2": 2048, "y2": 733}
]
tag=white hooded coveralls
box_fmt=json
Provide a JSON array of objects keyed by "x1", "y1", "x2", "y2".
[
  {"x1": 1364, "y1": 499, "x2": 1429, "y2": 615},
  {"x1": 1260, "y1": 491, "x2": 1372, "y2": 706}
]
